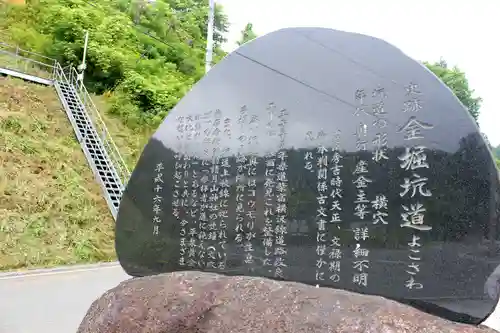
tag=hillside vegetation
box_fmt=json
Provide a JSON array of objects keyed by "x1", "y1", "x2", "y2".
[
  {"x1": 0, "y1": 0, "x2": 487, "y2": 271},
  {"x1": 0, "y1": 76, "x2": 111, "y2": 269},
  {"x1": 0, "y1": 0, "x2": 229, "y2": 271},
  {"x1": 0, "y1": 76, "x2": 150, "y2": 270},
  {"x1": 0, "y1": 1, "x2": 483, "y2": 127},
  {"x1": 0, "y1": 0, "x2": 229, "y2": 128}
]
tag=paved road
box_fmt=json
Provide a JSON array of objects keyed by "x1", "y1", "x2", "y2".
[
  {"x1": 484, "y1": 303, "x2": 500, "y2": 331},
  {"x1": 1, "y1": 262, "x2": 500, "y2": 333},
  {"x1": 0, "y1": 262, "x2": 130, "y2": 333}
]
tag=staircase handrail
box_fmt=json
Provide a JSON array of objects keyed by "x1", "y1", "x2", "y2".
[
  {"x1": 0, "y1": 41, "x2": 57, "y2": 63},
  {"x1": 53, "y1": 63, "x2": 131, "y2": 186},
  {"x1": 0, "y1": 41, "x2": 57, "y2": 80},
  {"x1": 2, "y1": 40, "x2": 131, "y2": 187},
  {"x1": 69, "y1": 66, "x2": 131, "y2": 185}
]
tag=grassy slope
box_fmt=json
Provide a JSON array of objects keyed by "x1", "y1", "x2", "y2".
[{"x1": 0, "y1": 76, "x2": 150, "y2": 270}]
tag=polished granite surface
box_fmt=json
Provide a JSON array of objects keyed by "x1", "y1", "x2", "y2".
[{"x1": 115, "y1": 27, "x2": 500, "y2": 324}]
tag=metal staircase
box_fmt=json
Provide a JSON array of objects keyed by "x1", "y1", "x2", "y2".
[{"x1": 0, "y1": 41, "x2": 130, "y2": 220}]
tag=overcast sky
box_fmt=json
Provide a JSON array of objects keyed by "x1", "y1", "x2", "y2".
[{"x1": 216, "y1": 0, "x2": 500, "y2": 146}]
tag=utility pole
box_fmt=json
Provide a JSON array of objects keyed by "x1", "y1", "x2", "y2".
[
  {"x1": 205, "y1": 0, "x2": 215, "y2": 74},
  {"x1": 77, "y1": 30, "x2": 89, "y2": 84}
]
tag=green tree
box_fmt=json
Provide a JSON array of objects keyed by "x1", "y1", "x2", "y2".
[
  {"x1": 0, "y1": 0, "x2": 230, "y2": 128},
  {"x1": 425, "y1": 59, "x2": 482, "y2": 122},
  {"x1": 236, "y1": 22, "x2": 257, "y2": 46}
]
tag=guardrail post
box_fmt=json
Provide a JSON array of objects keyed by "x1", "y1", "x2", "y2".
[
  {"x1": 15, "y1": 46, "x2": 19, "y2": 69},
  {"x1": 52, "y1": 60, "x2": 57, "y2": 81},
  {"x1": 82, "y1": 124, "x2": 90, "y2": 143}
]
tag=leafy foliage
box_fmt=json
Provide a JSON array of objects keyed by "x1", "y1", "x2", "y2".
[
  {"x1": 425, "y1": 59, "x2": 482, "y2": 122},
  {"x1": 0, "y1": 0, "x2": 229, "y2": 128},
  {"x1": 0, "y1": 2, "x2": 483, "y2": 129},
  {"x1": 237, "y1": 22, "x2": 258, "y2": 46}
]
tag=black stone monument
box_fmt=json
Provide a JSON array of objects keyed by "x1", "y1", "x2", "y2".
[{"x1": 115, "y1": 27, "x2": 500, "y2": 324}]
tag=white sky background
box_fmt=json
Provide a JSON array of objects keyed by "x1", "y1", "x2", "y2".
[{"x1": 216, "y1": 0, "x2": 500, "y2": 145}]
